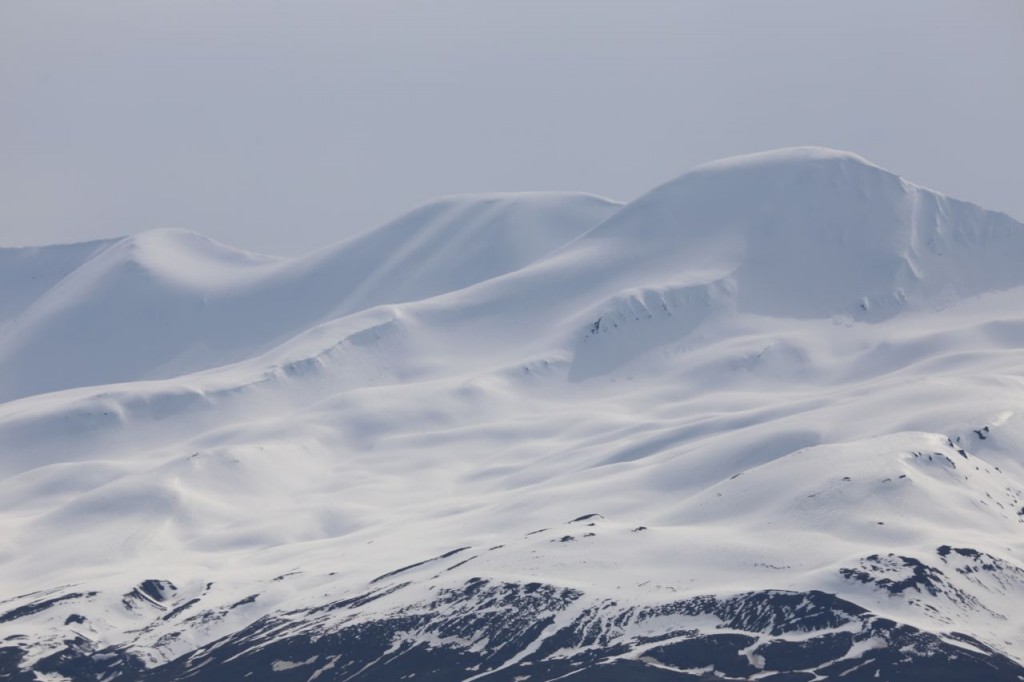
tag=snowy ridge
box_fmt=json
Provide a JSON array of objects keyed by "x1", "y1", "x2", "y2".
[
  {"x1": 0, "y1": 192, "x2": 619, "y2": 403},
  {"x1": 2, "y1": 148, "x2": 1024, "y2": 680}
]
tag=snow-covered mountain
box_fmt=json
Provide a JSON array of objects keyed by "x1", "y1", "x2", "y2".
[
  {"x1": 0, "y1": 192, "x2": 619, "y2": 403},
  {"x1": 3, "y1": 148, "x2": 1024, "y2": 681}
]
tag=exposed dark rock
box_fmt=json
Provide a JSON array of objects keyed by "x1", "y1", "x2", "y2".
[
  {"x1": 369, "y1": 546, "x2": 470, "y2": 583},
  {"x1": 0, "y1": 592, "x2": 97, "y2": 624}
]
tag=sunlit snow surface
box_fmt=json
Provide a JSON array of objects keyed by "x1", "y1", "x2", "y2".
[{"x1": 2, "y1": 148, "x2": 1024, "y2": 680}]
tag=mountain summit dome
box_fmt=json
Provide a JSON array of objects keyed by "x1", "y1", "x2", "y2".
[{"x1": 577, "y1": 147, "x2": 1024, "y2": 319}]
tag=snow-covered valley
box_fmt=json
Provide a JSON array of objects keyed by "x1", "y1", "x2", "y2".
[{"x1": 2, "y1": 148, "x2": 1024, "y2": 681}]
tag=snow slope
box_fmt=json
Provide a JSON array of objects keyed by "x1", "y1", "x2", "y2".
[
  {"x1": 2, "y1": 148, "x2": 1024, "y2": 681},
  {"x1": 0, "y1": 192, "x2": 619, "y2": 402}
]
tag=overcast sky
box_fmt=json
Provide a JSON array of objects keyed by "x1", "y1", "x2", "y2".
[{"x1": 2, "y1": 1, "x2": 1022, "y2": 256}]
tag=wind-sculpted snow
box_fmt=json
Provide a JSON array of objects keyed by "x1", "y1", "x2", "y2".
[
  {"x1": 0, "y1": 193, "x2": 619, "y2": 402},
  {"x1": 2, "y1": 148, "x2": 1024, "y2": 680}
]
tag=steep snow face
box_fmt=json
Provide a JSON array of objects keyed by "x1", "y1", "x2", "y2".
[
  {"x1": 0, "y1": 193, "x2": 620, "y2": 402},
  {"x1": 3, "y1": 148, "x2": 1024, "y2": 679},
  {"x1": 0, "y1": 238, "x2": 117, "y2": 324},
  {"x1": 293, "y1": 192, "x2": 622, "y2": 317}
]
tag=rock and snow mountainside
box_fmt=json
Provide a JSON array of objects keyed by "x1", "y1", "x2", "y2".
[{"x1": 3, "y1": 148, "x2": 1024, "y2": 681}]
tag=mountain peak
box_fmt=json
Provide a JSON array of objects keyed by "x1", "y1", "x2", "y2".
[
  {"x1": 576, "y1": 147, "x2": 1023, "y2": 320},
  {"x1": 690, "y1": 146, "x2": 885, "y2": 177}
]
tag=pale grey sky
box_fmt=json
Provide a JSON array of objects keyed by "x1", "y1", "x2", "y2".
[{"x1": 2, "y1": 1, "x2": 1022, "y2": 255}]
